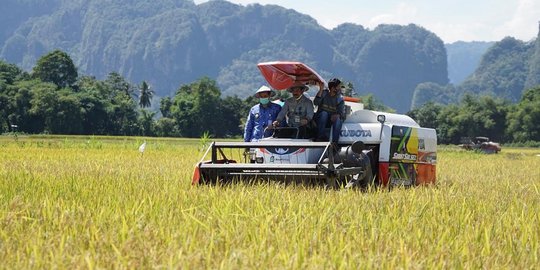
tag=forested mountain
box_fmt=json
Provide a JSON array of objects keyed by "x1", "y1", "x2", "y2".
[
  {"x1": 0, "y1": 0, "x2": 448, "y2": 112},
  {"x1": 460, "y1": 37, "x2": 537, "y2": 102},
  {"x1": 412, "y1": 32, "x2": 540, "y2": 108},
  {"x1": 446, "y1": 41, "x2": 494, "y2": 84}
]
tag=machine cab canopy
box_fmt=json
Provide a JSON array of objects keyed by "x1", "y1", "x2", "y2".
[{"x1": 257, "y1": 61, "x2": 326, "y2": 90}]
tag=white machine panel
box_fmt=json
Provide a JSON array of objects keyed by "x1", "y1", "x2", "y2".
[{"x1": 338, "y1": 123, "x2": 383, "y2": 144}]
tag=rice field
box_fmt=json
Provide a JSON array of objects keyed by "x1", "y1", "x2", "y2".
[{"x1": 1, "y1": 135, "x2": 539, "y2": 269}]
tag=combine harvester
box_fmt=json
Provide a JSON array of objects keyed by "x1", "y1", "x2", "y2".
[{"x1": 192, "y1": 61, "x2": 437, "y2": 188}]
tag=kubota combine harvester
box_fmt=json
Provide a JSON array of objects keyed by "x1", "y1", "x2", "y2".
[{"x1": 192, "y1": 61, "x2": 437, "y2": 188}]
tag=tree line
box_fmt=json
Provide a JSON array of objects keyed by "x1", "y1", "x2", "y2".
[
  {"x1": 408, "y1": 88, "x2": 540, "y2": 145},
  {"x1": 2, "y1": 50, "x2": 539, "y2": 145},
  {"x1": 0, "y1": 50, "x2": 250, "y2": 137}
]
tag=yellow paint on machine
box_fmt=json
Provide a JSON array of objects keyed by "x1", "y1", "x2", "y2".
[{"x1": 406, "y1": 127, "x2": 419, "y2": 156}]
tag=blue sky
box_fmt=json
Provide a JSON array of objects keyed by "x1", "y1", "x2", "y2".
[{"x1": 194, "y1": 0, "x2": 540, "y2": 43}]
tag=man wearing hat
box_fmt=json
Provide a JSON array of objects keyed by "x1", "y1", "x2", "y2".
[
  {"x1": 314, "y1": 78, "x2": 345, "y2": 143},
  {"x1": 272, "y1": 82, "x2": 314, "y2": 138},
  {"x1": 244, "y1": 86, "x2": 282, "y2": 142}
]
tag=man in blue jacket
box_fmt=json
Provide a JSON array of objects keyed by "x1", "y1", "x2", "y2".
[{"x1": 244, "y1": 86, "x2": 282, "y2": 142}]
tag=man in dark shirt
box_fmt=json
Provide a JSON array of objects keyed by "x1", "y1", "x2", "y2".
[{"x1": 313, "y1": 78, "x2": 345, "y2": 143}]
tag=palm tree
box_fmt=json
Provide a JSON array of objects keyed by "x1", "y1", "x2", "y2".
[{"x1": 138, "y1": 81, "x2": 154, "y2": 108}]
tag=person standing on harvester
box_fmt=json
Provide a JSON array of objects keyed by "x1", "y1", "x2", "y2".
[{"x1": 314, "y1": 78, "x2": 345, "y2": 143}]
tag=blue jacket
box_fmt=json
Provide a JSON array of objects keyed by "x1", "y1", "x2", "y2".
[{"x1": 244, "y1": 102, "x2": 282, "y2": 142}]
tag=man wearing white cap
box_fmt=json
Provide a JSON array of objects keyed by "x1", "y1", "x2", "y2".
[{"x1": 244, "y1": 86, "x2": 282, "y2": 142}]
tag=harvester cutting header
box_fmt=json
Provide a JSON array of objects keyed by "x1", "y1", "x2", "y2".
[{"x1": 193, "y1": 61, "x2": 437, "y2": 188}]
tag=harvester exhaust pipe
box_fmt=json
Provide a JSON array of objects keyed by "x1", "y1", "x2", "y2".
[{"x1": 377, "y1": 114, "x2": 386, "y2": 141}]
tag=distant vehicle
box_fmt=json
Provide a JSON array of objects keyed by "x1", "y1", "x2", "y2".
[{"x1": 460, "y1": 136, "x2": 501, "y2": 154}]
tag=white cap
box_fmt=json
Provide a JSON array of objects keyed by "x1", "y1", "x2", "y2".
[{"x1": 254, "y1": 85, "x2": 275, "y2": 98}]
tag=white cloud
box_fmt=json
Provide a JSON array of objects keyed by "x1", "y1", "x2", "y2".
[
  {"x1": 366, "y1": 3, "x2": 419, "y2": 28},
  {"x1": 497, "y1": 0, "x2": 540, "y2": 41},
  {"x1": 428, "y1": 22, "x2": 492, "y2": 43}
]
